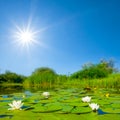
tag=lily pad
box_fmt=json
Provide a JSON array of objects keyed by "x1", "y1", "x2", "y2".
[
  {"x1": 96, "y1": 100, "x2": 111, "y2": 105},
  {"x1": 59, "y1": 105, "x2": 73, "y2": 113},
  {"x1": 69, "y1": 102, "x2": 88, "y2": 107},
  {"x1": 40, "y1": 99, "x2": 55, "y2": 104},
  {"x1": 71, "y1": 106, "x2": 92, "y2": 114},
  {"x1": 98, "y1": 114, "x2": 120, "y2": 120},
  {"x1": 102, "y1": 108, "x2": 120, "y2": 113},
  {"x1": 61, "y1": 98, "x2": 80, "y2": 103},
  {"x1": 32, "y1": 103, "x2": 62, "y2": 113},
  {"x1": 111, "y1": 103, "x2": 120, "y2": 109}
]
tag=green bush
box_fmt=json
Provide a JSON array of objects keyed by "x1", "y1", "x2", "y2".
[
  {"x1": 70, "y1": 59, "x2": 116, "y2": 79},
  {"x1": 0, "y1": 71, "x2": 26, "y2": 83},
  {"x1": 24, "y1": 67, "x2": 57, "y2": 86}
]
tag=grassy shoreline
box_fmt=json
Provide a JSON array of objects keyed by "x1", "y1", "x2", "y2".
[{"x1": 0, "y1": 74, "x2": 120, "y2": 93}]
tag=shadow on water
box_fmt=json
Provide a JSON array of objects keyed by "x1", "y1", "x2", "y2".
[
  {"x1": 0, "y1": 85, "x2": 24, "y2": 95},
  {"x1": 22, "y1": 105, "x2": 34, "y2": 111},
  {"x1": 98, "y1": 109, "x2": 120, "y2": 115},
  {"x1": 0, "y1": 84, "x2": 57, "y2": 95},
  {"x1": 98, "y1": 109, "x2": 108, "y2": 115},
  {"x1": 0, "y1": 115, "x2": 13, "y2": 119}
]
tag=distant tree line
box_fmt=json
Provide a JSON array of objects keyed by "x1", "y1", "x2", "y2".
[
  {"x1": 0, "y1": 59, "x2": 118, "y2": 84},
  {"x1": 70, "y1": 59, "x2": 118, "y2": 79},
  {"x1": 0, "y1": 70, "x2": 26, "y2": 84}
]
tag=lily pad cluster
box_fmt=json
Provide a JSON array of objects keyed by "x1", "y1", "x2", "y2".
[{"x1": 0, "y1": 88, "x2": 120, "y2": 120}]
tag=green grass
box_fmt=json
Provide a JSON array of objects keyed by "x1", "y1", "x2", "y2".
[{"x1": 64, "y1": 74, "x2": 120, "y2": 93}]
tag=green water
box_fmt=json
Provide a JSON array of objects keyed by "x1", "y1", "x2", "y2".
[{"x1": 0, "y1": 86, "x2": 120, "y2": 120}]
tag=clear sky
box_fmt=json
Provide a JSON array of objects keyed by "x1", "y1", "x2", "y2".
[{"x1": 0, "y1": 0, "x2": 120, "y2": 76}]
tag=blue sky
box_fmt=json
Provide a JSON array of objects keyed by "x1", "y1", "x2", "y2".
[{"x1": 0, "y1": 0, "x2": 120, "y2": 76}]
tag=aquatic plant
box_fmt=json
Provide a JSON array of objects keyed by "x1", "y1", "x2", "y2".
[
  {"x1": 89, "y1": 103, "x2": 99, "y2": 112},
  {"x1": 105, "y1": 93, "x2": 110, "y2": 97},
  {"x1": 0, "y1": 88, "x2": 119, "y2": 120},
  {"x1": 82, "y1": 96, "x2": 91, "y2": 102},
  {"x1": 8, "y1": 100, "x2": 24, "y2": 110},
  {"x1": 42, "y1": 92, "x2": 50, "y2": 98}
]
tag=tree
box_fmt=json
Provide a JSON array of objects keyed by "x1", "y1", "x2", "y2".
[
  {"x1": 32, "y1": 67, "x2": 56, "y2": 75},
  {"x1": 0, "y1": 70, "x2": 26, "y2": 83},
  {"x1": 70, "y1": 59, "x2": 117, "y2": 79}
]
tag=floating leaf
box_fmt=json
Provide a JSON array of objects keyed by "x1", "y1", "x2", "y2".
[
  {"x1": 40, "y1": 99, "x2": 55, "y2": 104},
  {"x1": 69, "y1": 102, "x2": 88, "y2": 107},
  {"x1": 61, "y1": 98, "x2": 80, "y2": 103},
  {"x1": 102, "y1": 108, "x2": 120, "y2": 113},
  {"x1": 32, "y1": 103, "x2": 62, "y2": 113},
  {"x1": 71, "y1": 107, "x2": 92, "y2": 114},
  {"x1": 98, "y1": 114, "x2": 120, "y2": 120},
  {"x1": 111, "y1": 103, "x2": 120, "y2": 109},
  {"x1": 58, "y1": 105, "x2": 73, "y2": 113}
]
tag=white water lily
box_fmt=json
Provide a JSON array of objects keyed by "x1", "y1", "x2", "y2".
[
  {"x1": 82, "y1": 96, "x2": 91, "y2": 102},
  {"x1": 42, "y1": 92, "x2": 50, "y2": 98},
  {"x1": 8, "y1": 100, "x2": 24, "y2": 110},
  {"x1": 89, "y1": 103, "x2": 99, "y2": 111}
]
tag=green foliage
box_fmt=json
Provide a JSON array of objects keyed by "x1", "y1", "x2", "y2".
[
  {"x1": 71, "y1": 59, "x2": 116, "y2": 79},
  {"x1": 1, "y1": 88, "x2": 120, "y2": 120},
  {"x1": 24, "y1": 67, "x2": 57, "y2": 86},
  {"x1": 0, "y1": 71, "x2": 26, "y2": 83},
  {"x1": 0, "y1": 59, "x2": 119, "y2": 92},
  {"x1": 65, "y1": 74, "x2": 120, "y2": 93},
  {"x1": 32, "y1": 67, "x2": 56, "y2": 75},
  {"x1": 56, "y1": 75, "x2": 68, "y2": 84}
]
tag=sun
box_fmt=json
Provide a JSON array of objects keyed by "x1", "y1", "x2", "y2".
[
  {"x1": 19, "y1": 31, "x2": 33, "y2": 43},
  {"x1": 13, "y1": 23, "x2": 40, "y2": 51},
  {"x1": 16, "y1": 28, "x2": 35, "y2": 46}
]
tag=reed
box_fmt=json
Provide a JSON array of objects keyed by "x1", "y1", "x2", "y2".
[{"x1": 23, "y1": 73, "x2": 120, "y2": 93}]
